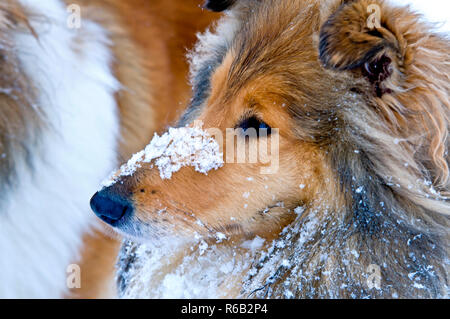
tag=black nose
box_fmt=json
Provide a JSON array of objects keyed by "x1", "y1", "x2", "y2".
[{"x1": 90, "y1": 190, "x2": 133, "y2": 225}]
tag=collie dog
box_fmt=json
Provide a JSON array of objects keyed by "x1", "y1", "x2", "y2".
[
  {"x1": 0, "y1": 0, "x2": 216, "y2": 298},
  {"x1": 91, "y1": 0, "x2": 449, "y2": 298}
]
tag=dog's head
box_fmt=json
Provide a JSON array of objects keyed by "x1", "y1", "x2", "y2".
[{"x1": 91, "y1": 0, "x2": 449, "y2": 243}]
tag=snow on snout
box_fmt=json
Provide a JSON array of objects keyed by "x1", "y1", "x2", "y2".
[{"x1": 102, "y1": 125, "x2": 224, "y2": 187}]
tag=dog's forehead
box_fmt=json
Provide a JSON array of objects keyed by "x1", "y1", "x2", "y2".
[
  {"x1": 228, "y1": 4, "x2": 323, "y2": 86},
  {"x1": 181, "y1": 1, "x2": 327, "y2": 126}
]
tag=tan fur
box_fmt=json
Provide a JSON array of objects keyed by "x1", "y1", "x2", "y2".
[{"x1": 106, "y1": 0, "x2": 448, "y2": 298}]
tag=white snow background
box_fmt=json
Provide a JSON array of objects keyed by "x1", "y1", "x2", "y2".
[{"x1": 392, "y1": 0, "x2": 450, "y2": 32}]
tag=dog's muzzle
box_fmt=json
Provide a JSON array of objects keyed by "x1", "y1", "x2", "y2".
[{"x1": 90, "y1": 188, "x2": 134, "y2": 226}]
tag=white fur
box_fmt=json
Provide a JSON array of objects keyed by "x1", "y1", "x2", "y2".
[
  {"x1": 0, "y1": 0, "x2": 120, "y2": 298},
  {"x1": 188, "y1": 10, "x2": 241, "y2": 86}
]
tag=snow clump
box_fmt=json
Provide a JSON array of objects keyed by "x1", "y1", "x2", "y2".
[{"x1": 102, "y1": 124, "x2": 224, "y2": 187}]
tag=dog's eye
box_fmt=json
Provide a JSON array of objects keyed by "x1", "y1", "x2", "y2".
[
  {"x1": 237, "y1": 116, "x2": 271, "y2": 137},
  {"x1": 363, "y1": 55, "x2": 392, "y2": 82}
]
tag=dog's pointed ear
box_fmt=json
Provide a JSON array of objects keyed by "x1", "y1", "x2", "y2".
[
  {"x1": 203, "y1": 0, "x2": 237, "y2": 12},
  {"x1": 319, "y1": 0, "x2": 409, "y2": 95}
]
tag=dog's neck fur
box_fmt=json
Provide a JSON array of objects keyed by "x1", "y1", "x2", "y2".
[
  {"x1": 117, "y1": 189, "x2": 447, "y2": 299},
  {"x1": 0, "y1": 0, "x2": 120, "y2": 298},
  {"x1": 242, "y1": 200, "x2": 448, "y2": 298}
]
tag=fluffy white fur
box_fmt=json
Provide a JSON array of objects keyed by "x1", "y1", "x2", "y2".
[
  {"x1": 0, "y1": 0, "x2": 120, "y2": 298},
  {"x1": 188, "y1": 9, "x2": 241, "y2": 86}
]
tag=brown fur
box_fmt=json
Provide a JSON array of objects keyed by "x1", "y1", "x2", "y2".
[
  {"x1": 0, "y1": 0, "x2": 40, "y2": 195},
  {"x1": 107, "y1": 0, "x2": 448, "y2": 298}
]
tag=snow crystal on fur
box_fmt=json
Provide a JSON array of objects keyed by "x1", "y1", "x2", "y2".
[{"x1": 103, "y1": 125, "x2": 224, "y2": 187}]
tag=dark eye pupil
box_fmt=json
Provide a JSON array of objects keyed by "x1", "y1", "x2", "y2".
[
  {"x1": 363, "y1": 55, "x2": 392, "y2": 81},
  {"x1": 238, "y1": 116, "x2": 271, "y2": 136},
  {"x1": 365, "y1": 61, "x2": 378, "y2": 75}
]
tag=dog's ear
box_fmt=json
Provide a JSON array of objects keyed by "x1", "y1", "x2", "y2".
[
  {"x1": 319, "y1": 0, "x2": 410, "y2": 96},
  {"x1": 203, "y1": 0, "x2": 237, "y2": 12}
]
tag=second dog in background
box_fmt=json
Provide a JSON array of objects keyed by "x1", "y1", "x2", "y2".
[{"x1": 0, "y1": 0, "x2": 217, "y2": 298}]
